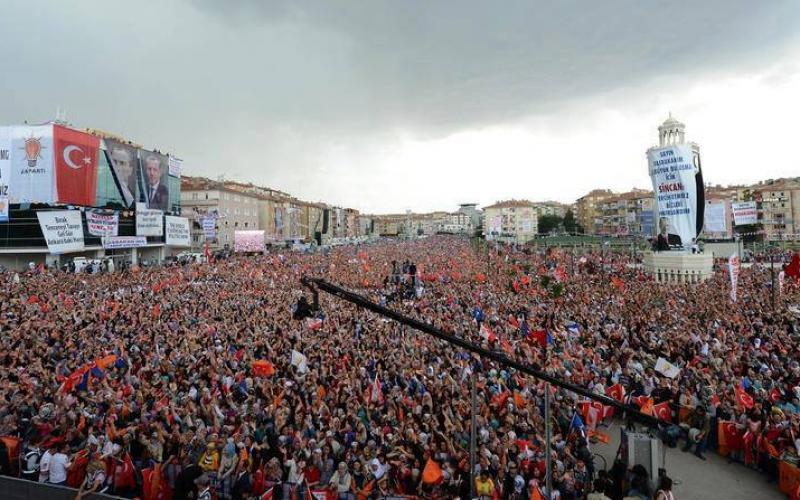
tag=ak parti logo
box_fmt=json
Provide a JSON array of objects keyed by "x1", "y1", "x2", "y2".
[{"x1": 22, "y1": 134, "x2": 45, "y2": 168}]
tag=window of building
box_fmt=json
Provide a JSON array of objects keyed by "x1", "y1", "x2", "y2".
[
  {"x1": 192, "y1": 192, "x2": 198, "y2": 200},
  {"x1": 205, "y1": 193, "x2": 208, "y2": 200}
]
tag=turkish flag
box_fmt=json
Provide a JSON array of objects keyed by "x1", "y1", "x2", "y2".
[
  {"x1": 54, "y1": 125, "x2": 99, "y2": 206},
  {"x1": 770, "y1": 387, "x2": 783, "y2": 403},
  {"x1": 718, "y1": 421, "x2": 744, "y2": 450},
  {"x1": 606, "y1": 384, "x2": 625, "y2": 402},
  {"x1": 653, "y1": 402, "x2": 672, "y2": 422},
  {"x1": 735, "y1": 386, "x2": 755, "y2": 409},
  {"x1": 786, "y1": 253, "x2": 800, "y2": 280},
  {"x1": 252, "y1": 360, "x2": 276, "y2": 377}
]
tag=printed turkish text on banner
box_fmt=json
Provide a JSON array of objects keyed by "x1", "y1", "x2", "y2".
[
  {"x1": 37, "y1": 210, "x2": 85, "y2": 254},
  {"x1": 86, "y1": 210, "x2": 119, "y2": 237},
  {"x1": 648, "y1": 144, "x2": 702, "y2": 249},
  {"x1": 54, "y1": 125, "x2": 99, "y2": 206},
  {"x1": 165, "y1": 215, "x2": 190, "y2": 246}
]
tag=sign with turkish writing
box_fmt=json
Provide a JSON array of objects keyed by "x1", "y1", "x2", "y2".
[
  {"x1": 202, "y1": 216, "x2": 216, "y2": 239},
  {"x1": 0, "y1": 127, "x2": 10, "y2": 199},
  {"x1": 135, "y1": 202, "x2": 163, "y2": 236},
  {"x1": 732, "y1": 201, "x2": 758, "y2": 226},
  {"x1": 36, "y1": 210, "x2": 84, "y2": 254},
  {"x1": 648, "y1": 144, "x2": 702, "y2": 249},
  {"x1": 102, "y1": 236, "x2": 147, "y2": 249},
  {"x1": 165, "y1": 215, "x2": 190, "y2": 246},
  {"x1": 168, "y1": 155, "x2": 182, "y2": 178},
  {"x1": 86, "y1": 210, "x2": 119, "y2": 237}
]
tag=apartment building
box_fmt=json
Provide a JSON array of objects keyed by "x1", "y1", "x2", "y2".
[{"x1": 483, "y1": 200, "x2": 538, "y2": 244}]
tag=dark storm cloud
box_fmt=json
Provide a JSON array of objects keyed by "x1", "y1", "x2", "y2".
[{"x1": 190, "y1": 0, "x2": 800, "y2": 135}]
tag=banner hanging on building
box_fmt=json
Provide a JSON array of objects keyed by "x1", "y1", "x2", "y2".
[
  {"x1": 732, "y1": 201, "x2": 758, "y2": 226},
  {"x1": 104, "y1": 139, "x2": 139, "y2": 208},
  {"x1": 168, "y1": 155, "x2": 182, "y2": 178},
  {"x1": 648, "y1": 144, "x2": 703, "y2": 249},
  {"x1": 202, "y1": 216, "x2": 216, "y2": 239},
  {"x1": 36, "y1": 210, "x2": 85, "y2": 254},
  {"x1": 10, "y1": 125, "x2": 55, "y2": 204},
  {"x1": 138, "y1": 150, "x2": 170, "y2": 211},
  {"x1": 728, "y1": 253, "x2": 740, "y2": 303},
  {"x1": 86, "y1": 210, "x2": 119, "y2": 237},
  {"x1": 135, "y1": 202, "x2": 163, "y2": 236},
  {"x1": 234, "y1": 230, "x2": 264, "y2": 252},
  {"x1": 54, "y1": 125, "x2": 99, "y2": 206},
  {"x1": 704, "y1": 201, "x2": 727, "y2": 233},
  {"x1": 103, "y1": 236, "x2": 147, "y2": 249},
  {"x1": 165, "y1": 215, "x2": 190, "y2": 246}
]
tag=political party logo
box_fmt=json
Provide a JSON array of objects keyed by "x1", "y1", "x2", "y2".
[{"x1": 22, "y1": 135, "x2": 45, "y2": 168}]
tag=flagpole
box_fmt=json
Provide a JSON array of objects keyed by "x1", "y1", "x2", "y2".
[{"x1": 469, "y1": 372, "x2": 477, "y2": 500}]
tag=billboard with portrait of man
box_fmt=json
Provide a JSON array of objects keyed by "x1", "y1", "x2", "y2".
[
  {"x1": 104, "y1": 139, "x2": 139, "y2": 208},
  {"x1": 138, "y1": 149, "x2": 169, "y2": 212}
]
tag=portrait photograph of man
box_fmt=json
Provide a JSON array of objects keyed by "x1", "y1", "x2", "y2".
[
  {"x1": 106, "y1": 140, "x2": 138, "y2": 208},
  {"x1": 141, "y1": 152, "x2": 169, "y2": 211}
]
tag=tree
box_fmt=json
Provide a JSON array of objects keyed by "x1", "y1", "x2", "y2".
[
  {"x1": 538, "y1": 214, "x2": 563, "y2": 235},
  {"x1": 563, "y1": 209, "x2": 578, "y2": 234}
]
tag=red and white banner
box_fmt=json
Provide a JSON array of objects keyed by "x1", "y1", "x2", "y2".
[
  {"x1": 732, "y1": 201, "x2": 758, "y2": 226},
  {"x1": 86, "y1": 210, "x2": 119, "y2": 237},
  {"x1": 54, "y1": 125, "x2": 99, "y2": 206},
  {"x1": 728, "y1": 253, "x2": 740, "y2": 302}
]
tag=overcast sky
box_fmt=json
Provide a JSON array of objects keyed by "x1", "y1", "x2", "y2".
[{"x1": 1, "y1": 1, "x2": 798, "y2": 213}]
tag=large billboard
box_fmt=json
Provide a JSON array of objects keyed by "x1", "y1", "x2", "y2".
[
  {"x1": 105, "y1": 139, "x2": 139, "y2": 208},
  {"x1": 54, "y1": 125, "x2": 99, "y2": 206},
  {"x1": 639, "y1": 210, "x2": 655, "y2": 236},
  {"x1": 647, "y1": 144, "x2": 704, "y2": 248},
  {"x1": 138, "y1": 149, "x2": 169, "y2": 211},
  {"x1": 9, "y1": 125, "x2": 55, "y2": 204}
]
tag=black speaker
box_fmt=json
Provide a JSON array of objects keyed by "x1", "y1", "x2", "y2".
[
  {"x1": 315, "y1": 231, "x2": 322, "y2": 246},
  {"x1": 322, "y1": 209, "x2": 329, "y2": 233}
]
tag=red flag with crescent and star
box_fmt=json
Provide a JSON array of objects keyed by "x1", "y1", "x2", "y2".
[
  {"x1": 653, "y1": 402, "x2": 672, "y2": 422},
  {"x1": 54, "y1": 125, "x2": 99, "y2": 206},
  {"x1": 735, "y1": 385, "x2": 755, "y2": 409}
]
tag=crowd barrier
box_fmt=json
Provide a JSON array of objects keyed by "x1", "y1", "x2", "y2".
[{"x1": 0, "y1": 475, "x2": 123, "y2": 500}]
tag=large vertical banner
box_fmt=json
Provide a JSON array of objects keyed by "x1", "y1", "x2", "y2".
[
  {"x1": 202, "y1": 216, "x2": 216, "y2": 239},
  {"x1": 168, "y1": 155, "x2": 182, "y2": 178},
  {"x1": 648, "y1": 144, "x2": 703, "y2": 248},
  {"x1": 10, "y1": 125, "x2": 55, "y2": 203},
  {"x1": 105, "y1": 139, "x2": 139, "y2": 208},
  {"x1": 704, "y1": 202, "x2": 727, "y2": 234},
  {"x1": 274, "y1": 206, "x2": 284, "y2": 239},
  {"x1": 138, "y1": 150, "x2": 169, "y2": 211},
  {"x1": 639, "y1": 210, "x2": 655, "y2": 236},
  {"x1": 728, "y1": 253, "x2": 740, "y2": 302},
  {"x1": 36, "y1": 210, "x2": 84, "y2": 254},
  {"x1": 54, "y1": 125, "x2": 99, "y2": 206},
  {"x1": 165, "y1": 216, "x2": 190, "y2": 246}
]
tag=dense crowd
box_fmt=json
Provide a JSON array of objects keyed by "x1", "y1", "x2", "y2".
[{"x1": 0, "y1": 236, "x2": 799, "y2": 500}]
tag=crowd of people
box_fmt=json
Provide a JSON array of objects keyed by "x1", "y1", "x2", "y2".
[{"x1": 0, "y1": 236, "x2": 799, "y2": 500}]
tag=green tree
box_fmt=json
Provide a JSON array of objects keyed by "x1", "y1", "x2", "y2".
[
  {"x1": 538, "y1": 214, "x2": 563, "y2": 235},
  {"x1": 563, "y1": 209, "x2": 578, "y2": 234}
]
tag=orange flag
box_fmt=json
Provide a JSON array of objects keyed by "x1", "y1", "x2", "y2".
[
  {"x1": 252, "y1": 360, "x2": 276, "y2": 377},
  {"x1": 422, "y1": 458, "x2": 443, "y2": 485}
]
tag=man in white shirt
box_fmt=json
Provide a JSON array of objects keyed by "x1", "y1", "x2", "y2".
[
  {"x1": 38, "y1": 444, "x2": 55, "y2": 483},
  {"x1": 48, "y1": 443, "x2": 72, "y2": 485}
]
